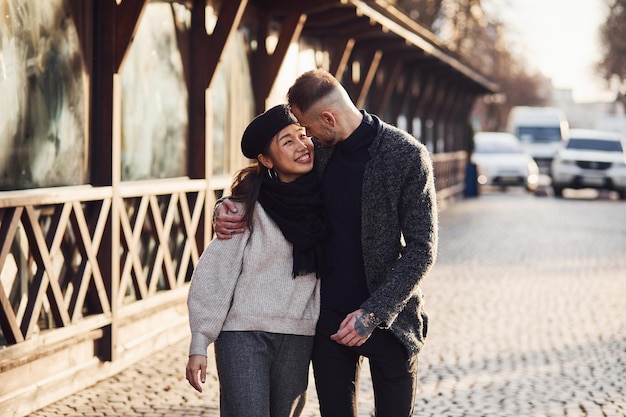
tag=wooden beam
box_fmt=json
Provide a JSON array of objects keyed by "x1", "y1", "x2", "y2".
[
  {"x1": 91, "y1": 0, "x2": 115, "y2": 355},
  {"x1": 248, "y1": 10, "x2": 269, "y2": 114},
  {"x1": 356, "y1": 49, "x2": 383, "y2": 108},
  {"x1": 413, "y1": 71, "x2": 437, "y2": 120},
  {"x1": 264, "y1": 13, "x2": 307, "y2": 97},
  {"x1": 329, "y1": 37, "x2": 355, "y2": 81},
  {"x1": 205, "y1": 0, "x2": 248, "y2": 88},
  {"x1": 250, "y1": 12, "x2": 307, "y2": 113},
  {"x1": 452, "y1": 92, "x2": 476, "y2": 153},
  {"x1": 437, "y1": 83, "x2": 460, "y2": 150},
  {"x1": 67, "y1": 0, "x2": 93, "y2": 68},
  {"x1": 0, "y1": 284, "x2": 23, "y2": 344},
  {"x1": 188, "y1": 0, "x2": 248, "y2": 179},
  {"x1": 20, "y1": 207, "x2": 71, "y2": 339},
  {"x1": 114, "y1": 0, "x2": 149, "y2": 72},
  {"x1": 396, "y1": 68, "x2": 421, "y2": 126},
  {"x1": 117, "y1": 196, "x2": 150, "y2": 304},
  {"x1": 188, "y1": 0, "x2": 210, "y2": 179},
  {"x1": 375, "y1": 59, "x2": 404, "y2": 118},
  {"x1": 0, "y1": 208, "x2": 25, "y2": 344},
  {"x1": 68, "y1": 200, "x2": 111, "y2": 320},
  {"x1": 426, "y1": 77, "x2": 449, "y2": 152},
  {"x1": 172, "y1": 3, "x2": 191, "y2": 89},
  {"x1": 91, "y1": 0, "x2": 116, "y2": 187}
]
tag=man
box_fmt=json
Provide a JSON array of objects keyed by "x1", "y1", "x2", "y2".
[{"x1": 214, "y1": 69, "x2": 438, "y2": 416}]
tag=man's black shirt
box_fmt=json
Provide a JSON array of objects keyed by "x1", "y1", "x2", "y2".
[{"x1": 319, "y1": 111, "x2": 378, "y2": 313}]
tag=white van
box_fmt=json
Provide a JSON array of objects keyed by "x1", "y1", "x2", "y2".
[{"x1": 506, "y1": 106, "x2": 569, "y2": 175}]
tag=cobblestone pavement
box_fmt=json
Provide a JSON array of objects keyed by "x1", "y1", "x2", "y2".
[{"x1": 30, "y1": 190, "x2": 626, "y2": 417}]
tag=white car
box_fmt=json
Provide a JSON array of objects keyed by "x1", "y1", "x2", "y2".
[
  {"x1": 551, "y1": 129, "x2": 626, "y2": 199},
  {"x1": 471, "y1": 132, "x2": 540, "y2": 192},
  {"x1": 506, "y1": 106, "x2": 569, "y2": 175}
]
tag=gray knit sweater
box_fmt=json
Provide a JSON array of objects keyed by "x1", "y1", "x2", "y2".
[
  {"x1": 315, "y1": 115, "x2": 439, "y2": 356},
  {"x1": 187, "y1": 202, "x2": 320, "y2": 357}
]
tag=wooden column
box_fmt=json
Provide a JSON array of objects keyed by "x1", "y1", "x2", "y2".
[
  {"x1": 91, "y1": 0, "x2": 148, "y2": 362},
  {"x1": 91, "y1": 0, "x2": 116, "y2": 362}
]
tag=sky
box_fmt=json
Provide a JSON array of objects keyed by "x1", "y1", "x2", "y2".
[{"x1": 486, "y1": 0, "x2": 615, "y2": 103}]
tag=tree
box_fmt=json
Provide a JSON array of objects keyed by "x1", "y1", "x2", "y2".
[
  {"x1": 392, "y1": 0, "x2": 444, "y2": 29},
  {"x1": 436, "y1": 0, "x2": 547, "y2": 129},
  {"x1": 391, "y1": 0, "x2": 547, "y2": 129},
  {"x1": 598, "y1": 0, "x2": 626, "y2": 108}
]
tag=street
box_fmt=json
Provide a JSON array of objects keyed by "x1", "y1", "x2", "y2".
[
  {"x1": 410, "y1": 189, "x2": 626, "y2": 417},
  {"x1": 30, "y1": 190, "x2": 626, "y2": 417}
]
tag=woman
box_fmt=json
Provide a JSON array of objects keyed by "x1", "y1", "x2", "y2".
[{"x1": 185, "y1": 104, "x2": 328, "y2": 417}]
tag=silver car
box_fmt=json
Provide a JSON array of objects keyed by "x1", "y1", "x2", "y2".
[
  {"x1": 471, "y1": 132, "x2": 540, "y2": 192},
  {"x1": 551, "y1": 129, "x2": 626, "y2": 199}
]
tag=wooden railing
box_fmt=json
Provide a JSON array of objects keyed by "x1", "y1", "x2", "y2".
[
  {"x1": 0, "y1": 177, "x2": 225, "y2": 415},
  {"x1": 432, "y1": 151, "x2": 468, "y2": 204},
  {"x1": 0, "y1": 178, "x2": 215, "y2": 349},
  {"x1": 0, "y1": 186, "x2": 113, "y2": 346}
]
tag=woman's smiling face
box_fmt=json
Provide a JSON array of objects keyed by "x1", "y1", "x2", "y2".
[{"x1": 259, "y1": 124, "x2": 314, "y2": 183}]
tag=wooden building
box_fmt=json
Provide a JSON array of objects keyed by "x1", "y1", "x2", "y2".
[{"x1": 0, "y1": 0, "x2": 496, "y2": 415}]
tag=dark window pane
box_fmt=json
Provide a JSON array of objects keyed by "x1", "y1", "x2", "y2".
[
  {"x1": 567, "y1": 138, "x2": 623, "y2": 152},
  {"x1": 517, "y1": 126, "x2": 562, "y2": 143}
]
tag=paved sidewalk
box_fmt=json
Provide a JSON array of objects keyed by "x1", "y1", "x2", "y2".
[{"x1": 30, "y1": 192, "x2": 626, "y2": 417}]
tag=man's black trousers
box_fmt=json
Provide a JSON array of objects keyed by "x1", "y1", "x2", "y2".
[{"x1": 312, "y1": 309, "x2": 419, "y2": 417}]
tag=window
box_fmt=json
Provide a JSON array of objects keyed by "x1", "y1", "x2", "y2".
[
  {"x1": 517, "y1": 127, "x2": 562, "y2": 143},
  {"x1": 567, "y1": 138, "x2": 623, "y2": 152},
  {"x1": 210, "y1": 30, "x2": 255, "y2": 176},
  {"x1": 120, "y1": 2, "x2": 188, "y2": 181},
  {"x1": 0, "y1": 0, "x2": 89, "y2": 190}
]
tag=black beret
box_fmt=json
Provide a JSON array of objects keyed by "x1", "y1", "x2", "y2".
[{"x1": 241, "y1": 104, "x2": 298, "y2": 159}]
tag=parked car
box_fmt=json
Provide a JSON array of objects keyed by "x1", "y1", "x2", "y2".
[
  {"x1": 506, "y1": 106, "x2": 569, "y2": 175},
  {"x1": 551, "y1": 129, "x2": 626, "y2": 199},
  {"x1": 471, "y1": 131, "x2": 540, "y2": 192}
]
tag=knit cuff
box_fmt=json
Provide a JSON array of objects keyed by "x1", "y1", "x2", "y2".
[{"x1": 189, "y1": 332, "x2": 211, "y2": 357}]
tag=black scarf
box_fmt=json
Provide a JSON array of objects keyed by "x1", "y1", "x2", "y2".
[{"x1": 258, "y1": 171, "x2": 330, "y2": 278}]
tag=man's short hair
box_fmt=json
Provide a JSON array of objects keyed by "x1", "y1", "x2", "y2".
[{"x1": 287, "y1": 69, "x2": 339, "y2": 113}]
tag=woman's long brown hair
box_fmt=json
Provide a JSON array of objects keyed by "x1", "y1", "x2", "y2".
[{"x1": 229, "y1": 163, "x2": 264, "y2": 231}]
